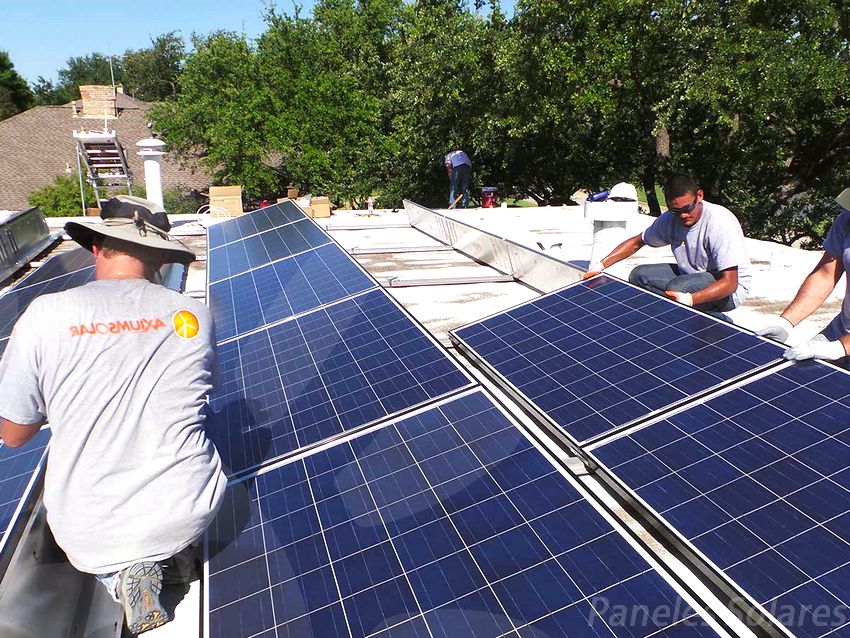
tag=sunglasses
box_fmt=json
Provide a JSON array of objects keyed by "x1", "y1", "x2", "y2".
[{"x1": 668, "y1": 196, "x2": 699, "y2": 215}]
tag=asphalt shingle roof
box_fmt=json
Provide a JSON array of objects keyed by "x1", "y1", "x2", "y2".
[{"x1": 0, "y1": 102, "x2": 211, "y2": 211}]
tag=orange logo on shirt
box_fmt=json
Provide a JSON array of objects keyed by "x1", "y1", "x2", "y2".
[
  {"x1": 69, "y1": 318, "x2": 167, "y2": 337},
  {"x1": 173, "y1": 310, "x2": 200, "y2": 339}
]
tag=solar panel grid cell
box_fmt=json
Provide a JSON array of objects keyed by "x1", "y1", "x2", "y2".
[
  {"x1": 207, "y1": 202, "x2": 307, "y2": 250},
  {"x1": 208, "y1": 219, "x2": 331, "y2": 283},
  {"x1": 452, "y1": 275, "x2": 783, "y2": 446},
  {"x1": 592, "y1": 361, "x2": 850, "y2": 638},
  {"x1": 206, "y1": 391, "x2": 718, "y2": 638},
  {"x1": 0, "y1": 266, "x2": 96, "y2": 340},
  {"x1": 0, "y1": 428, "x2": 50, "y2": 556},
  {"x1": 10, "y1": 248, "x2": 94, "y2": 291},
  {"x1": 206, "y1": 290, "x2": 473, "y2": 477},
  {"x1": 209, "y1": 244, "x2": 376, "y2": 342}
]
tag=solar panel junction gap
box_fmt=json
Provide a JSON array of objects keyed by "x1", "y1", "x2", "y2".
[
  {"x1": 450, "y1": 275, "x2": 784, "y2": 449},
  {"x1": 590, "y1": 361, "x2": 850, "y2": 638},
  {"x1": 204, "y1": 389, "x2": 725, "y2": 638}
]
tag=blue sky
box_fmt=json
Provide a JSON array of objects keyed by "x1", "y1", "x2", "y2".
[
  {"x1": 2, "y1": 1, "x2": 515, "y2": 86},
  {"x1": 1, "y1": 1, "x2": 294, "y2": 84}
]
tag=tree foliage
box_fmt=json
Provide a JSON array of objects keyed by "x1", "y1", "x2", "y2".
[
  {"x1": 31, "y1": 35, "x2": 186, "y2": 105},
  {"x1": 146, "y1": 0, "x2": 850, "y2": 244},
  {"x1": 27, "y1": 174, "x2": 96, "y2": 217},
  {"x1": 0, "y1": 51, "x2": 33, "y2": 120},
  {"x1": 123, "y1": 33, "x2": 185, "y2": 100}
]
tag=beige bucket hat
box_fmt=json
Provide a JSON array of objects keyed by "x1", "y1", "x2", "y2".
[
  {"x1": 836, "y1": 188, "x2": 850, "y2": 212},
  {"x1": 65, "y1": 196, "x2": 195, "y2": 265}
]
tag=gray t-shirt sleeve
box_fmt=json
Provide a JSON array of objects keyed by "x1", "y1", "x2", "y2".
[
  {"x1": 0, "y1": 301, "x2": 46, "y2": 424},
  {"x1": 641, "y1": 212, "x2": 674, "y2": 247},
  {"x1": 823, "y1": 210, "x2": 850, "y2": 258}
]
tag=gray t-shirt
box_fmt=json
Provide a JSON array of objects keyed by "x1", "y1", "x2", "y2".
[
  {"x1": 822, "y1": 210, "x2": 850, "y2": 339},
  {"x1": 641, "y1": 200, "x2": 752, "y2": 306},
  {"x1": 0, "y1": 278, "x2": 227, "y2": 574}
]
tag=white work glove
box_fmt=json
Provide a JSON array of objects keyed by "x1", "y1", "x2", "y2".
[
  {"x1": 665, "y1": 290, "x2": 693, "y2": 306},
  {"x1": 756, "y1": 317, "x2": 794, "y2": 343},
  {"x1": 583, "y1": 261, "x2": 605, "y2": 280},
  {"x1": 783, "y1": 334, "x2": 847, "y2": 361}
]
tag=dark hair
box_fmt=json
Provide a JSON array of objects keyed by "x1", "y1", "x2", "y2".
[{"x1": 663, "y1": 174, "x2": 700, "y2": 200}]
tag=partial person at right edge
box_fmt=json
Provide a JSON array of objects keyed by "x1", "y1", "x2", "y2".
[
  {"x1": 584, "y1": 174, "x2": 751, "y2": 318},
  {"x1": 758, "y1": 188, "x2": 850, "y2": 368}
]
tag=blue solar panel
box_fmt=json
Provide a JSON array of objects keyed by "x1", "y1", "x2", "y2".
[
  {"x1": 11, "y1": 248, "x2": 94, "y2": 291},
  {"x1": 0, "y1": 266, "x2": 95, "y2": 340},
  {"x1": 207, "y1": 202, "x2": 307, "y2": 250},
  {"x1": 451, "y1": 275, "x2": 783, "y2": 446},
  {"x1": 205, "y1": 390, "x2": 719, "y2": 638},
  {"x1": 206, "y1": 289, "x2": 474, "y2": 476},
  {"x1": 208, "y1": 218, "x2": 330, "y2": 284},
  {"x1": 209, "y1": 243, "x2": 377, "y2": 342},
  {"x1": 591, "y1": 361, "x2": 850, "y2": 637},
  {"x1": 0, "y1": 427, "x2": 49, "y2": 559}
]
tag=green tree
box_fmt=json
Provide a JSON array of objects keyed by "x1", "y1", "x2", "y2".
[
  {"x1": 382, "y1": 0, "x2": 501, "y2": 206},
  {"x1": 151, "y1": 32, "x2": 278, "y2": 199},
  {"x1": 28, "y1": 174, "x2": 96, "y2": 217},
  {"x1": 124, "y1": 32, "x2": 185, "y2": 100},
  {"x1": 31, "y1": 76, "x2": 62, "y2": 105},
  {"x1": 0, "y1": 51, "x2": 33, "y2": 120},
  {"x1": 259, "y1": 0, "x2": 401, "y2": 205}
]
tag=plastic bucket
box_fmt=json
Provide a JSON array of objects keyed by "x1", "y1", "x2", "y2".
[{"x1": 482, "y1": 187, "x2": 499, "y2": 208}]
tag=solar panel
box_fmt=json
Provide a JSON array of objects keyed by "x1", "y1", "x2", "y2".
[
  {"x1": 207, "y1": 218, "x2": 330, "y2": 284},
  {"x1": 0, "y1": 266, "x2": 95, "y2": 341},
  {"x1": 209, "y1": 243, "x2": 377, "y2": 342},
  {"x1": 205, "y1": 390, "x2": 721, "y2": 638},
  {"x1": 0, "y1": 427, "x2": 49, "y2": 561},
  {"x1": 206, "y1": 289, "x2": 474, "y2": 477},
  {"x1": 451, "y1": 275, "x2": 783, "y2": 447},
  {"x1": 207, "y1": 202, "x2": 307, "y2": 250},
  {"x1": 590, "y1": 361, "x2": 850, "y2": 638},
  {"x1": 10, "y1": 248, "x2": 94, "y2": 291}
]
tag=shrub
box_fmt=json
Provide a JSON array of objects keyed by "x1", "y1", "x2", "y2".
[
  {"x1": 163, "y1": 186, "x2": 205, "y2": 215},
  {"x1": 27, "y1": 174, "x2": 96, "y2": 217}
]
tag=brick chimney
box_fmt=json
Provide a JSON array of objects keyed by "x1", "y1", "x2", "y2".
[{"x1": 77, "y1": 84, "x2": 123, "y2": 119}]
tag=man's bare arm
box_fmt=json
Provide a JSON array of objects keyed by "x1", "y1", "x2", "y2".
[
  {"x1": 583, "y1": 234, "x2": 645, "y2": 279},
  {"x1": 780, "y1": 253, "x2": 844, "y2": 326},
  {"x1": 1, "y1": 417, "x2": 45, "y2": 448}
]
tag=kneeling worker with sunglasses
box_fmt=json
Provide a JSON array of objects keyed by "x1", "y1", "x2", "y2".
[{"x1": 584, "y1": 174, "x2": 751, "y2": 317}]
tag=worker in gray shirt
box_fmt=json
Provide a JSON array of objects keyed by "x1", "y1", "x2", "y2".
[
  {"x1": 445, "y1": 149, "x2": 472, "y2": 208},
  {"x1": 759, "y1": 188, "x2": 850, "y2": 367},
  {"x1": 585, "y1": 174, "x2": 751, "y2": 315},
  {"x1": 0, "y1": 196, "x2": 227, "y2": 634}
]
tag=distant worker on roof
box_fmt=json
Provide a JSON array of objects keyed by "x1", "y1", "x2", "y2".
[
  {"x1": 0, "y1": 196, "x2": 227, "y2": 634},
  {"x1": 445, "y1": 149, "x2": 472, "y2": 208},
  {"x1": 758, "y1": 188, "x2": 850, "y2": 366},
  {"x1": 584, "y1": 174, "x2": 751, "y2": 315}
]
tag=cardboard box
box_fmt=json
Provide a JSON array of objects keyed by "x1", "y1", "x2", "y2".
[
  {"x1": 209, "y1": 185, "x2": 243, "y2": 217},
  {"x1": 287, "y1": 187, "x2": 300, "y2": 199},
  {"x1": 308, "y1": 196, "x2": 331, "y2": 218},
  {"x1": 86, "y1": 207, "x2": 101, "y2": 217}
]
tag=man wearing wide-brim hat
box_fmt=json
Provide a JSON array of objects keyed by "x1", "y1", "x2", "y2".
[
  {"x1": 0, "y1": 196, "x2": 227, "y2": 634},
  {"x1": 759, "y1": 188, "x2": 850, "y2": 367}
]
